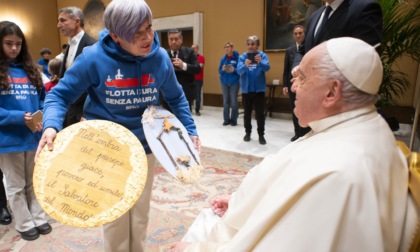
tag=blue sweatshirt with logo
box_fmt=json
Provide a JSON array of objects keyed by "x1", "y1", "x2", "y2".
[
  {"x1": 43, "y1": 29, "x2": 197, "y2": 154},
  {"x1": 236, "y1": 50, "x2": 270, "y2": 93},
  {"x1": 0, "y1": 62, "x2": 45, "y2": 153},
  {"x1": 218, "y1": 50, "x2": 240, "y2": 85}
]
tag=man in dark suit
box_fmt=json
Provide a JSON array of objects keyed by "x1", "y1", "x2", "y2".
[
  {"x1": 164, "y1": 29, "x2": 201, "y2": 112},
  {"x1": 295, "y1": 0, "x2": 382, "y2": 66},
  {"x1": 290, "y1": 0, "x2": 382, "y2": 138},
  {"x1": 57, "y1": 6, "x2": 96, "y2": 127},
  {"x1": 283, "y1": 25, "x2": 309, "y2": 142}
]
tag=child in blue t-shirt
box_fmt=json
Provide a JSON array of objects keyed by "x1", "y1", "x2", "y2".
[{"x1": 0, "y1": 21, "x2": 51, "y2": 241}]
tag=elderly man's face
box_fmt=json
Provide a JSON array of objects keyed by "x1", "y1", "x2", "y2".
[
  {"x1": 246, "y1": 40, "x2": 259, "y2": 53},
  {"x1": 291, "y1": 46, "x2": 329, "y2": 127}
]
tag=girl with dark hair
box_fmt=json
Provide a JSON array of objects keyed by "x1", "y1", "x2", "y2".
[{"x1": 0, "y1": 21, "x2": 51, "y2": 241}]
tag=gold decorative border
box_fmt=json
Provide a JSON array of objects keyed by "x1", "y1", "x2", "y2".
[{"x1": 34, "y1": 120, "x2": 147, "y2": 227}]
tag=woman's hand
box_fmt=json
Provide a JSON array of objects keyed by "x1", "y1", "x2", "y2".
[
  {"x1": 190, "y1": 135, "x2": 201, "y2": 155},
  {"x1": 35, "y1": 127, "x2": 57, "y2": 162}
]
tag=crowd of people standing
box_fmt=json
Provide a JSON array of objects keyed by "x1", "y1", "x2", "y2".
[{"x1": 1, "y1": 0, "x2": 416, "y2": 251}]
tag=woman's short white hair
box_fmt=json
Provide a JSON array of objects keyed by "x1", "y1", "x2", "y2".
[{"x1": 104, "y1": 0, "x2": 152, "y2": 42}]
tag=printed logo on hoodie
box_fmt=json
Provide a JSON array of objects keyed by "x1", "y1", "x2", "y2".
[
  {"x1": 104, "y1": 69, "x2": 158, "y2": 109},
  {"x1": 105, "y1": 69, "x2": 155, "y2": 88}
]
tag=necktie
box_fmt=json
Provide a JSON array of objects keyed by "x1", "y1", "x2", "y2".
[
  {"x1": 173, "y1": 51, "x2": 178, "y2": 58},
  {"x1": 315, "y1": 5, "x2": 333, "y2": 43}
]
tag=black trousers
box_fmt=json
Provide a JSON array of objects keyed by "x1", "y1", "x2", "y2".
[
  {"x1": 0, "y1": 170, "x2": 7, "y2": 208},
  {"x1": 242, "y1": 92, "x2": 265, "y2": 136}
]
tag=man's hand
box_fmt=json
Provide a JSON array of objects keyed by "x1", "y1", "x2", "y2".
[
  {"x1": 282, "y1": 87, "x2": 289, "y2": 96},
  {"x1": 211, "y1": 194, "x2": 231, "y2": 217},
  {"x1": 35, "y1": 127, "x2": 57, "y2": 162},
  {"x1": 169, "y1": 241, "x2": 190, "y2": 252},
  {"x1": 172, "y1": 58, "x2": 184, "y2": 69}
]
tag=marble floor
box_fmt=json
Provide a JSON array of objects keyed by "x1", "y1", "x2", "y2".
[
  {"x1": 193, "y1": 106, "x2": 418, "y2": 158},
  {"x1": 194, "y1": 106, "x2": 295, "y2": 158}
]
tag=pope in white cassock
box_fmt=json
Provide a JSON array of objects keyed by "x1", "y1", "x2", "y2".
[{"x1": 170, "y1": 37, "x2": 409, "y2": 252}]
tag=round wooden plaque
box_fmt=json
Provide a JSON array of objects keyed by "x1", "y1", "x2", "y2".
[{"x1": 34, "y1": 120, "x2": 148, "y2": 227}]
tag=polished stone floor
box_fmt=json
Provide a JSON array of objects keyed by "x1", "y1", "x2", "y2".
[
  {"x1": 193, "y1": 106, "x2": 295, "y2": 158},
  {"x1": 194, "y1": 106, "x2": 418, "y2": 158}
]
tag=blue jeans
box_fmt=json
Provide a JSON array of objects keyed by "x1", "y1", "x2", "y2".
[
  {"x1": 221, "y1": 83, "x2": 239, "y2": 124},
  {"x1": 194, "y1": 80, "x2": 203, "y2": 113}
]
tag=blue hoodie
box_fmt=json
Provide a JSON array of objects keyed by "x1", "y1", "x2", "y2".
[
  {"x1": 236, "y1": 50, "x2": 270, "y2": 93},
  {"x1": 43, "y1": 29, "x2": 197, "y2": 154},
  {"x1": 0, "y1": 62, "x2": 45, "y2": 153},
  {"x1": 218, "y1": 50, "x2": 240, "y2": 85}
]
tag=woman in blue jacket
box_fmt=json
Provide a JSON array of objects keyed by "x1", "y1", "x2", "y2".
[
  {"x1": 236, "y1": 36, "x2": 270, "y2": 145},
  {"x1": 36, "y1": 0, "x2": 200, "y2": 251},
  {"x1": 218, "y1": 42, "x2": 240, "y2": 126},
  {"x1": 0, "y1": 21, "x2": 51, "y2": 241}
]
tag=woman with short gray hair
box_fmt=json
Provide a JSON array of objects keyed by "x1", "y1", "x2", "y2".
[{"x1": 37, "y1": 0, "x2": 200, "y2": 251}]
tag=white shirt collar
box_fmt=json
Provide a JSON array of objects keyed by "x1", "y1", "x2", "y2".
[
  {"x1": 327, "y1": 0, "x2": 345, "y2": 11},
  {"x1": 68, "y1": 30, "x2": 85, "y2": 46}
]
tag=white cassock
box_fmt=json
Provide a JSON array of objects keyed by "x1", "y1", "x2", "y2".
[{"x1": 183, "y1": 105, "x2": 409, "y2": 252}]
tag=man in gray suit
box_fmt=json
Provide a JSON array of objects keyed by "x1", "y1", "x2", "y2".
[{"x1": 57, "y1": 6, "x2": 96, "y2": 127}]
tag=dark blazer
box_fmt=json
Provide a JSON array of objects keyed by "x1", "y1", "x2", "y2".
[
  {"x1": 283, "y1": 45, "x2": 297, "y2": 90},
  {"x1": 60, "y1": 33, "x2": 96, "y2": 78},
  {"x1": 283, "y1": 44, "x2": 308, "y2": 136},
  {"x1": 295, "y1": 0, "x2": 382, "y2": 66},
  {"x1": 167, "y1": 46, "x2": 201, "y2": 103},
  {"x1": 60, "y1": 32, "x2": 96, "y2": 127}
]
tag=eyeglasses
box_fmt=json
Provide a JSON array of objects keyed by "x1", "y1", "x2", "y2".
[
  {"x1": 247, "y1": 43, "x2": 256, "y2": 46},
  {"x1": 224, "y1": 45, "x2": 231, "y2": 48}
]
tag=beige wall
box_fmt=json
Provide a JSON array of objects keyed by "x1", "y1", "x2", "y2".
[
  {"x1": 1, "y1": 0, "x2": 418, "y2": 107},
  {"x1": 0, "y1": 0, "x2": 61, "y2": 61}
]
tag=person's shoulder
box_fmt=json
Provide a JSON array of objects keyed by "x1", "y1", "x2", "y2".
[
  {"x1": 349, "y1": 0, "x2": 379, "y2": 9},
  {"x1": 157, "y1": 47, "x2": 171, "y2": 58},
  {"x1": 285, "y1": 45, "x2": 296, "y2": 53},
  {"x1": 83, "y1": 32, "x2": 97, "y2": 45},
  {"x1": 182, "y1": 46, "x2": 194, "y2": 54},
  {"x1": 258, "y1": 50, "x2": 269, "y2": 57}
]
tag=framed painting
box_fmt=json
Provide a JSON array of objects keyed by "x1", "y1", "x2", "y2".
[{"x1": 264, "y1": 0, "x2": 323, "y2": 51}]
